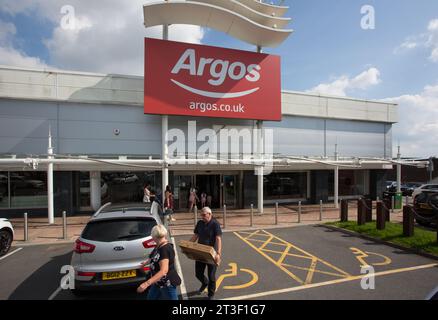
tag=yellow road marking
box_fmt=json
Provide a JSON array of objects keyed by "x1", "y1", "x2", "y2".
[
  {"x1": 259, "y1": 235, "x2": 274, "y2": 251},
  {"x1": 261, "y1": 248, "x2": 314, "y2": 260},
  {"x1": 350, "y1": 247, "x2": 392, "y2": 267},
  {"x1": 281, "y1": 263, "x2": 350, "y2": 278},
  {"x1": 214, "y1": 262, "x2": 259, "y2": 292},
  {"x1": 222, "y1": 263, "x2": 438, "y2": 300},
  {"x1": 240, "y1": 229, "x2": 262, "y2": 241},
  {"x1": 234, "y1": 232, "x2": 305, "y2": 285},
  {"x1": 235, "y1": 230, "x2": 351, "y2": 285},
  {"x1": 277, "y1": 244, "x2": 292, "y2": 265},
  {"x1": 305, "y1": 258, "x2": 318, "y2": 284},
  {"x1": 244, "y1": 238, "x2": 289, "y2": 247}
]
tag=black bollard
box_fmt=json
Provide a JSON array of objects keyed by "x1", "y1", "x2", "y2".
[
  {"x1": 340, "y1": 199, "x2": 348, "y2": 222},
  {"x1": 383, "y1": 199, "x2": 391, "y2": 222},
  {"x1": 365, "y1": 199, "x2": 373, "y2": 222},
  {"x1": 376, "y1": 201, "x2": 386, "y2": 230},
  {"x1": 403, "y1": 206, "x2": 414, "y2": 237},
  {"x1": 357, "y1": 199, "x2": 366, "y2": 225}
]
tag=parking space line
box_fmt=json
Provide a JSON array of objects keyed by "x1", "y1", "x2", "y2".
[
  {"x1": 0, "y1": 247, "x2": 22, "y2": 261},
  {"x1": 222, "y1": 263, "x2": 438, "y2": 300},
  {"x1": 48, "y1": 286, "x2": 62, "y2": 300},
  {"x1": 171, "y1": 237, "x2": 188, "y2": 300},
  {"x1": 235, "y1": 229, "x2": 351, "y2": 286}
]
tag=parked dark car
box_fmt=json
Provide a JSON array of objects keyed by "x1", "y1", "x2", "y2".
[
  {"x1": 401, "y1": 182, "x2": 423, "y2": 196},
  {"x1": 413, "y1": 190, "x2": 438, "y2": 227}
]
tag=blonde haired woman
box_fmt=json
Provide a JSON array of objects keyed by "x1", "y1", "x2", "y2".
[{"x1": 137, "y1": 225, "x2": 181, "y2": 300}]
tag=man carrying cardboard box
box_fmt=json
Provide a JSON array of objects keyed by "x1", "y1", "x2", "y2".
[{"x1": 189, "y1": 206, "x2": 222, "y2": 300}]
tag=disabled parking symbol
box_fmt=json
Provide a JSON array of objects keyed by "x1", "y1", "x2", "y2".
[{"x1": 207, "y1": 262, "x2": 258, "y2": 293}]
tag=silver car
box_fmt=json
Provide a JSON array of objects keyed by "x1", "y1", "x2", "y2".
[{"x1": 70, "y1": 202, "x2": 163, "y2": 295}]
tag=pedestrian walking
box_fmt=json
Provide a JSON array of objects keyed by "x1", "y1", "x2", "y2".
[
  {"x1": 189, "y1": 207, "x2": 222, "y2": 300},
  {"x1": 164, "y1": 185, "x2": 175, "y2": 222},
  {"x1": 188, "y1": 187, "x2": 199, "y2": 213},
  {"x1": 137, "y1": 225, "x2": 181, "y2": 300}
]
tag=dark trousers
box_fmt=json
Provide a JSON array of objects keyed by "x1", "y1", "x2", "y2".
[{"x1": 195, "y1": 261, "x2": 217, "y2": 297}]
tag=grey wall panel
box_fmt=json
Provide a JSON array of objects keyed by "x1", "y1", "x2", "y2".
[
  {"x1": 385, "y1": 125, "x2": 392, "y2": 158},
  {"x1": 0, "y1": 99, "x2": 58, "y2": 118},
  {"x1": 1, "y1": 137, "x2": 58, "y2": 154},
  {"x1": 59, "y1": 102, "x2": 161, "y2": 124},
  {"x1": 325, "y1": 119, "x2": 386, "y2": 158},
  {"x1": 59, "y1": 139, "x2": 162, "y2": 156},
  {"x1": 59, "y1": 120, "x2": 162, "y2": 141},
  {"x1": 0, "y1": 98, "x2": 393, "y2": 158},
  {"x1": 265, "y1": 116, "x2": 325, "y2": 157}
]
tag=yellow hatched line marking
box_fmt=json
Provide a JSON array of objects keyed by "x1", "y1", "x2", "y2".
[
  {"x1": 222, "y1": 263, "x2": 438, "y2": 300},
  {"x1": 277, "y1": 244, "x2": 292, "y2": 265},
  {"x1": 305, "y1": 258, "x2": 318, "y2": 284},
  {"x1": 240, "y1": 229, "x2": 262, "y2": 241},
  {"x1": 235, "y1": 229, "x2": 351, "y2": 284},
  {"x1": 260, "y1": 230, "x2": 351, "y2": 278},
  {"x1": 281, "y1": 263, "x2": 349, "y2": 278},
  {"x1": 234, "y1": 232, "x2": 305, "y2": 285},
  {"x1": 244, "y1": 238, "x2": 287, "y2": 247},
  {"x1": 259, "y1": 235, "x2": 275, "y2": 251},
  {"x1": 261, "y1": 248, "x2": 311, "y2": 260}
]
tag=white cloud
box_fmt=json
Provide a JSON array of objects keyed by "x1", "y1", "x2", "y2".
[
  {"x1": 307, "y1": 67, "x2": 381, "y2": 97},
  {"x1": 0, "y1": 0, "x2": 204, "y2": 75},
  {"x1": 0, "y1": 19, "x2": 48, "y2": 69},
  {"x1": 383, "y1": 84, "x2": 438, "y2": 158},
  {"x1": 395, "y1": 18, "x2": 438, "y2": 63}
]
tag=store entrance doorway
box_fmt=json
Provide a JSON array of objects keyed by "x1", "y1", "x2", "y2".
[
  {"x1": 173, "y1": 172, "x2": 240, "y2": 211},
  {"x1": 196, "y1": 174, "x2": 221, "y2": 209}
]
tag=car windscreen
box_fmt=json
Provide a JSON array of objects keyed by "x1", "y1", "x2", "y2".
[{"x1": 81, "y1": 218, "x2": 157, "y2": 242}]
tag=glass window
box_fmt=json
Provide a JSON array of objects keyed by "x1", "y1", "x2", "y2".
[
  {"x1": 10, "y1": 172, "x2": 47, "y2": 208},
  {"x1": 101, "y1": 172, "x2": 156, "y2": 204},
  {"x1": 82, "y1": 218, "x2": 157, "y2": 242},
  {"x1": 0, "y1": 173, "x2": 8, "y2": 208},
  {"x1": 328, "y1": 170, "x2": 365, "y2": 197},
  {"x1": 264, "y1": 172, "x2": 307, "y2": 200},
  {"x1": 79, "y1": 172, "x2": 91, "y2": 209}
]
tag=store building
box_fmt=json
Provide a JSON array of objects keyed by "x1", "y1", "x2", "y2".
[{"x1": 0, "y1": 65, "x2": 399, "y2": 216}]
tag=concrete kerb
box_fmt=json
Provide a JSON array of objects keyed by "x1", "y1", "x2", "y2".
[{"x1": 322, "y1": 224, "x2": 438, "y2": 262}]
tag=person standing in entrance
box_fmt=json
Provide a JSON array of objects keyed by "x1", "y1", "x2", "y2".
[
  {"x1": 200, "y1": 191, "x2": 207, "y2": 208},
  {"x1": 143, "y1": 184, "x2": 151, "y2": 203},
  {"x1": 164, "y1": 185, "x2": 175, "y2": 222},
  {"x1": 189, "y1": 207, "x2": 222, "y2": 300},
  {"x1": 188, "y1": 187, "x2": 199, "y2": 213}
]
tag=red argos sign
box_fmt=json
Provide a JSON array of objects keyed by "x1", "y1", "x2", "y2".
[{"x1": 144, "y1": 38, "x2": 282, "y2": 121}]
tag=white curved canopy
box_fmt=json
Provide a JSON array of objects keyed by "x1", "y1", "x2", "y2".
[
  {"x1": 195, "y1": 0, "x2": 291, "y2": 29},
  {"x1": 143, "y1": 1, "x2": 293, "y2": 47},
  {"x1": 237, "y1": 0, "x2": 289, "y2": 17}
]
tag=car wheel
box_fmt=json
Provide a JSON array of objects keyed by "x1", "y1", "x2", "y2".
[{"x1": 0, "y1": 230, "x2": 13, "y2": 256}]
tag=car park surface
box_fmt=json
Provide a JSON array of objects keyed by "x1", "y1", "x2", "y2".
[{"x1": 1, "y1": 224, "x2": 437, "y2": 300}]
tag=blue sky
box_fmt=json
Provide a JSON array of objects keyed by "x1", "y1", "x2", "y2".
[{"x1": 0, "y1": 0, "x2": 438, "y2": 157}]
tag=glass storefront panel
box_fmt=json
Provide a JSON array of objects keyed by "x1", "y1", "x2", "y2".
[
  {"x1": 328, "y1": 170, "x2": 366, "y2": 197},
  {"x1": 0, "y1": 173, "x2": 8, "y2": 208},
  {"x1": 10, "y1": 172, "x2": 47, "y2": 208},
  {"x1": 79, "y1": 172, "x2": 91, "y2": 210},
  {"x1": 223, "y1": 175, "x2": 237, "y2": 208},
  {"x1": 264, "y1": 172, "x2": 307, "y2": 200},
  {"x1": 101, "y1": 172, "x2": 156, "y2": 204}
]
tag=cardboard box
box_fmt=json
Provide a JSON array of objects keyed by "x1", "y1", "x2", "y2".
[{"x1": 178, "y1": 240, "x2": 218, "y2": 265}]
